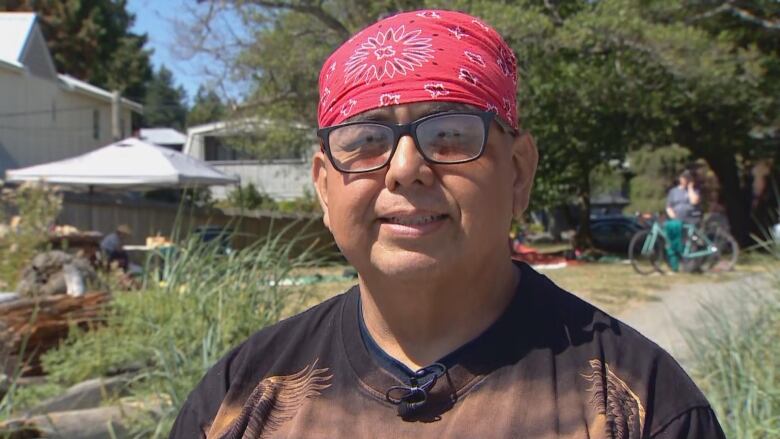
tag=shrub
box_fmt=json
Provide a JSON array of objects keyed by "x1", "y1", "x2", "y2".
[
  {"x1": 223, "y1": 182, "x2": 277, "y2": 211},
  {"x1": 31, "y1": 222, "x2": 325, "y2": 436},
  {"x1": 684, "y1": 244, "x2": 780, "y2": 438},
  {"x1": 0, "y1": 183, "x2": 62, "y2": 290}
]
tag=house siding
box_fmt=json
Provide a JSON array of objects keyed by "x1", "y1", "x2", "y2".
[
  {"x1": 185, "y1": 130, "x2": 314, "y2": 201},
  {"x1": 19, "y1": 26, "x2": 56, "y2": 80},
  {"x1": 210, "y1": 160, "x2": 313, "y2": 200},
  {"x1": 0, "y1": 68, "x2": 134, "y2": 175}
]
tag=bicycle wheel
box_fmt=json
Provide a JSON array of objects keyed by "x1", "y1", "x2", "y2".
[
  {"x1": 705, "y1": 228, "x2": 739, "y2": 272},
  {"x1": 629, "y1": 230, "x2": 666, "y2": 275},
  {"x1": 682, "y1": 228, "x2": 709, "y2": 273}
]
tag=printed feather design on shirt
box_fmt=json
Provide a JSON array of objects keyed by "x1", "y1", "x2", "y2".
[
  {"x1": 215, "y1": 361, "x2": 333, "y2": 439},
  {"x1": 582, "y1": 359, "x2": 646, "y2": 439}
]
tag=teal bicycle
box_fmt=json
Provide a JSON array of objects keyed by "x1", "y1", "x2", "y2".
[{"x1": 628, "y1": 217, "x2": 739, "y2": 275}]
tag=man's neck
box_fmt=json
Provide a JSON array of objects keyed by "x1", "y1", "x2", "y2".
[{"x1": 358, "y1": 255, "x2": 519, "y2": 370}]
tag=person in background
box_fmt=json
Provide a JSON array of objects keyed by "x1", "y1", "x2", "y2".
[
  {"x1": 665, "y1": 170, "x2": 701, "y2": 271},
  {"x1": 100, "y1": 224, "x2": 131, "y2": 271}
]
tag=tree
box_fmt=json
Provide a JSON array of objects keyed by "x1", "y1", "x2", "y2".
[
  {"x1": 142, "y1": 65, "x2": 188, "y2": 130},
  {"x1": 2, "y1": 0, "x2": 153, "y2": 99},
  {"x1": 187, "y1": 86, "x2": 227, "y2": 127},
  {"x1": 178, "y1": 1, "x2": 428, "y2": 158},
  {"x1": 626, "y1": 145, "x2": 691, "y2": 214},
  {"x1": 641, "y1": 0, "x2": 779, "y2": 244},
  {"x1": 187, "y1": 0, "x2": 771, "y2": 247}
]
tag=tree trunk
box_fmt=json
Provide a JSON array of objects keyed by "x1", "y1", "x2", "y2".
[
  {"x1": 702, "y1": 152, "x2": 751, "y2": 246},
  {"x1": 573, "y1": 177, "x2": 594, "y2": 250}
]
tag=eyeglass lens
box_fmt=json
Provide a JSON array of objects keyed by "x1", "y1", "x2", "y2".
[{"x1": 327, "y1": 114, "x2": 486, "y2": 172}]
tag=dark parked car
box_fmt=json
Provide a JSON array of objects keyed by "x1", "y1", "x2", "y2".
[{"x1": 588, "y1": 215, "x2": 643, "y2": 254}]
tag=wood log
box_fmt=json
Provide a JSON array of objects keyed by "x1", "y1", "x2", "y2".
[{"x1": 0, "y1": 292, "x2": 111, "y2": 376}]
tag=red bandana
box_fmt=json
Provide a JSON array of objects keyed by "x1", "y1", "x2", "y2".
[{"x1": 318, "y1": 9, "x2": 518, "y2": 130}]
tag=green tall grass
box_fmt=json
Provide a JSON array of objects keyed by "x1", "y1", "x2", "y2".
[
  {"x1": 684, "y1": 238, "x2": 780, "y2": 438},
  {"x1": 2, "y1": 220, "x2": 328, "y2": 437}
]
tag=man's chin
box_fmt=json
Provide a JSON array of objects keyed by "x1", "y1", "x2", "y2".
[{"x1": 368, "y1": 249, "x2": 453, "y2": 280}]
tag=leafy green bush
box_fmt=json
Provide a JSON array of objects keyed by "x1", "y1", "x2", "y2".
[
  {"x1": 222, "y1": 182, "x2": 278, "y2": 211},
  {"x1": 684, "y1": 246, "x2": 780, "y2": 438},
  {"x1": 274, "y1": 189, "x2": 321, "y2": 214},
  {"x1": 0, "y1": 183, "x2": 62, "y2": 290},
  {"x1": 220, "y1": 183, "x2": 321, "y2": 214},
  {"x1": 32, "y1": 222, "x2": 325, "y2": 436}
]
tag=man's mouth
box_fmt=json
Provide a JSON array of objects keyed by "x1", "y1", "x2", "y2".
[{"x1": 382, "y1": 214, "x2": 448, "y2": 225}]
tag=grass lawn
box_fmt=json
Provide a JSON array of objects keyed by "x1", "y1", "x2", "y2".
[{"x1": 295, "y1": 253, "x2": 780, "y2": 316}]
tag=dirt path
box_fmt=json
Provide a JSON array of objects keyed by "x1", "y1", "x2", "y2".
[{"x1": 616, "y1": 272, "x2": 771, "y2": 370}]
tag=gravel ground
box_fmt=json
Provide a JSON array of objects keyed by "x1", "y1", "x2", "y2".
[{"x1": 616, "y1": 272, "x2": 772, "y2": 370}]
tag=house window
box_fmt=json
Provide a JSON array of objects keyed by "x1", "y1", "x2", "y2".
[
  {"x1": 204, "y1": 136, "x2": 252, "y2": 161},
  {"x1": 93, "y1": 109, "x2": 100, "y2": 140}
]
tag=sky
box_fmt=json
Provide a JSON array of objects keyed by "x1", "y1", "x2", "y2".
[{"x1": 127, "y1": 0, "x2": 225, "y2": 104}]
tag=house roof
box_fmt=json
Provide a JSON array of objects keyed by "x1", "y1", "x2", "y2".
[
  {"x1": 0, "y1": 12, "x2": 142, "y2": 112},
  {"x1": 0, "y1": 12, "x2": 35, "y2": 68},
  {"x1": 186, "y1": 118, "x2": 265, "y2": 136},
  {"x1": 139, "y1": 128, "x2": 187, "y2": 146},
  {"x1": 59, "y1": 74, "x2": 143, "y2": 112}
]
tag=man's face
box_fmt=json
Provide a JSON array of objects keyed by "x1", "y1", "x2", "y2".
[{"x1": 312, "y1": 102, "x2": 537, "y2": 281}]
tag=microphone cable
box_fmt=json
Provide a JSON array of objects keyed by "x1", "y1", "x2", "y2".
[{"x1": 384, "y1": 362, "x2": 447, "y2": 417}]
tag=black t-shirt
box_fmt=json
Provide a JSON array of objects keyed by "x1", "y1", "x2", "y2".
[{"x1": 170, "y1": 262, "x2": 725, "y2": 438}]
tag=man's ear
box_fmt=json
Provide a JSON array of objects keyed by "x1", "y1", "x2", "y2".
[
  {"x1": 312, "y1": 150, "x2": 331, "y2": 230},
  {"x1": 511, "y1": 132, "x2": 538, "y2": 218}
]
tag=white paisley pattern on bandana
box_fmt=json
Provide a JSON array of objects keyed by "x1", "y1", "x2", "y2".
[
  {"x1": 379, "y1": 93, "x2": 401, "y2": 106},
  {"x1": 424, "y1": 83, "x2": 449, "y2": 98},
  {"x1": 464, "y1": 50, "x2": 486, "y2": 67},
  {"x1": 318, "y1": 9, "x2": 520, "y2": 130},
  {"x1": 344, "y1": 25, "x2": 435, "y2": 85},
  {"x1": 416, "y1": 10, "x2": 441, "y2": 19}
]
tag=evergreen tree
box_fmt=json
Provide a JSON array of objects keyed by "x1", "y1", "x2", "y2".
[
  {"x1": 187, "y1": 86, "x2": 226, "y2": 127},
  {"x1": 142, "y1": 65, "x2": 188, "y2": 130}
]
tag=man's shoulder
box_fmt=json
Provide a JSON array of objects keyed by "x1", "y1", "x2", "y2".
[
  {"x1": 171, "y1": 287, "x2": 355, "y2": 436},
  {"x1": 519, "y1": 264, "x2": 711, "y2": 434},
  {"x1": 524, "y1": 263, "x2": 697, "y2": 376}
]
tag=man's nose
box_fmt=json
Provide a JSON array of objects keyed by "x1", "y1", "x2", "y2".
[{"x1": 384, "y1": 135, "x2": 435, "y2": 191}]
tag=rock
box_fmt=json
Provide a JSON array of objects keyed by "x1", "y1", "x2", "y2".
[
  {"x1": 29, "y1": 376, "x2": 130, "y2": 415},
  {"x1": 0, "y1": 398, "x2": 163, "y2": 439},
  {"x1": 0, "y1": 406, "x2": 130, "y2": 439},
  {"x1": 17, "y1": 251, "x2": 96, "y2": 298}
]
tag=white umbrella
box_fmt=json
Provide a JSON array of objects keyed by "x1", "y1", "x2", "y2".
[{"x1": 5, "y1": 137, "x2": 239, "y2": 190}]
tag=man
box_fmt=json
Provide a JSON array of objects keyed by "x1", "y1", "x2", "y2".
[
  {"x1": 99, "y1": 224, "x2": 131, "y2": 270},
  {"x1": 171, "y1": 10, "x2": 724, "y2": 438},
  {"x1": 665, "y1": 170, "x2": 701, "y2": 271}
]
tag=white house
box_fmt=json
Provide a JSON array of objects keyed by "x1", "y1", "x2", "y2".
[
  {"x1": 139, "y1": 127, "x2": 187, "y2": 151},
  {"x1": 183, "y1": 119, "x2": 315, "y2": 200},
  {"x1": 0, "y1": 12, "x2": 142, "y2": 177}
]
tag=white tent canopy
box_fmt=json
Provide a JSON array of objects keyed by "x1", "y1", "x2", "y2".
[{"x1": 5, "y1": 137, "x2": 239, "y2": 190}]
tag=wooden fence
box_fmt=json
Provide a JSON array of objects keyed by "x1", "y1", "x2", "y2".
[{"x1": 57, "y1": 193, "x2": 338, "y2": 258}]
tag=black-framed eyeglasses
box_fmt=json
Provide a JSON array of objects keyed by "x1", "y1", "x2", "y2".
[{"x1": 317, "y1": 110, "x2": 508, "y2": 174}]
